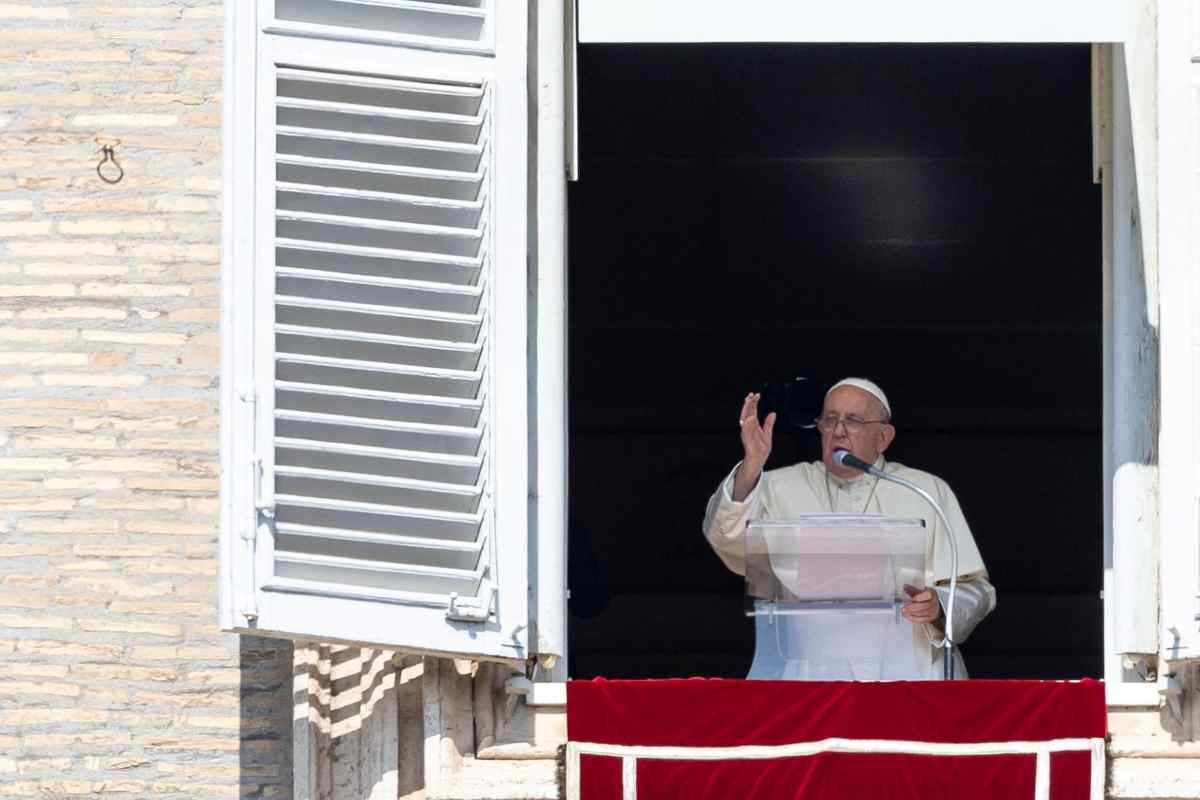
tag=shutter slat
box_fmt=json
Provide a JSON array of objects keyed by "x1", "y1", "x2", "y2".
[
  {"x1": 276, "y1": 269, "x2": 482, "y2": 297},
  {"x1": 275, "y1": 293, "x2": 483, "y2": 324},
  {"x1": 273, "y1": 552, "x2": 482, "y2": 597},
  {"x1": 276, "y1": 493, "x2": 483, "y2": 523},
  {"x1": 277, "y1": 522, "x2": 482, "y2": 554},
  {"x1": 276, "y1": 67, "x2": 484, "y2": 103},
  {"x1": 275, "y1": 352, "x2": 483, "y2": 379},
  {"x1": 277, "y1": 183, "x2": 484, "y2": 229},
  {"x1": 276, "y1": 436, "x2": 482, "y2": 466},
  {"x1": 278, "y1": 153, "x2": 483, "y2": 186},
  {"x1": 276, "y1": 409, "x2": 482, "y2": 438},
  {"x1": 276, "y1": 381, "x2": 484, "y2": 412},
  {"x1": 277, "y1": 464, "x2": 481, "y2": 494},
  {"x1": 274, "y1": 0, "x2": 489, "y2": 46}
]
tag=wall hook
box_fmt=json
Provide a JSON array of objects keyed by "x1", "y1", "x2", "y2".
[{"x1": 96, "y1": 142, "x2": 124, "y2": 184}]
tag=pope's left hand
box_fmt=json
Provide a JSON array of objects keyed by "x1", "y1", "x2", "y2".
[{"x1": 901, "y1": 584, "x2": 943, "y2": 625}]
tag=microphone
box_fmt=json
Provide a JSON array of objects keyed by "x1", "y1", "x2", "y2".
[
  {"x1": 832, "y1": 449, "x2": 876, "y2": 475},
  {"x1": 830, "y1": 448, "x2": 961, "y2": 679}
]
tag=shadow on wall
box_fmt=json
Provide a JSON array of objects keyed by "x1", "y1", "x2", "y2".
[
  {"x1": 239, "y1": 636, "x2": 295, "y2": 799},
  {"x1": 291, "y1": 644, "x2": 424, "y2": 799}
]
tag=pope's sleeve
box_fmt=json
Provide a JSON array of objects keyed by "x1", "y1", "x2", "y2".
[
  {"x1": 923, "y1": 478, "x2": 997, "y2": 645},
  {"x1": 701, "y1": 462, "x2": 767, "y2": 576}
]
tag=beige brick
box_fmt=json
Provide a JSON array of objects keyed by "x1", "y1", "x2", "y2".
[
  {"x1": 0, "y1": 375, "x2": 36, "y2": 389},
  {"x1": 183, "y1": 669, "x2": 240, "y2": 687},
  {"x1": 77, "y1": 618, "x2": 182, "y2": 637},
  {"x1": 59, "y1": 575, "x2": 171, "y2": 598},
  {"x1": 0, "y1": 545, "x2": 53, "y2": 558},
  {"x1": 0, "y1": 614, "x2": 71, "y2": 630},
  {"x1": 17, "y1": 518, "x2": 117, "y2": 534},
  {"x1": 143, "y1": 737, "x2": 238, "y2": 753},
  {"x1": 0, "y1": 682, "x2": 80, "y2": 698},
  {"x1": 17, "y1": 435, "x2": 115, "y2": 450},
  {"x1": 108, "y1": 600, "x2": 210, "y2": 617},
  {"x1": 106, "y1": 399, "x2": 213, "y2": 415},
  {"x1": 0, "y1": 328, "x2": 77, "y2": 343},
  {"x1": 71, "y1": 457, "x2": 176, "y2": 473},
  {"x1": 0, "y1": 5, "x2": 70, "y2": 19},
  {"x1": 17, "y1": 305, "x2": 125, "y2": 321},
  {"x1": 21, "y1": 732, "x2": 131, "y2": 750},
  {"x1": 43, "y1": 477, "x2": 122, "y2": 491},
  {"x1": 124, "y1": 519, "x2": 214, "y2": 536},
  {"x1": 124, "y1": 560, "x2": 216, "y2": 576},
  {"x1": 61, "y1": 220, "x2": 169, "y2": 237},
  {"x1": 80, "y1": 282, "x2": 189, "y2": 297},
  {"x1": 41, "y1": 373, "x2": 146, "y2": 387},
  {"x1": 27, "y1": 780, "x2": 97, "y2": 796},
  {"x1": 29, "y1": 45, "x2": 130, "y2": 61},
  {"x1": 90, "y1": 352, "x2": 128, "y2": 368},
  {"x1": 135, "y1": 690, "x2": 236, "y2": 710},
  {"x1": 0, "y1": 221, "x2": 51, "y2": 236},
  {"x1": 15, "y1": 640, "x2": 121, "y2": 659},
  {"x1": 24, "y1": 263, "x2": 129, "y2": 277},
  {"x1": 86, "y1": 756, "x2": 151, "y2": 771},
  {"x1": 70, "y1": 664, "x2": 176, "y2": 683},
  {"x1": 165, "y1": 307, "x2": 220, "y2": 323},
  {"x1": 4, "y1": 662, "x2": 68, "y2": 678},
  {"x1": 124, "y1": 243, "x2": 219, "y2": 262},
  {"x1": 16, "y1": 758, "x2": 72, "y2": 773},
  {"x1": 95, "y1": 495, "x2": 186, "y2": 511},
  {"x1": 185, "y1": 177, "x2": 221, "y2": 193},
  {"x1": 0, "y1": 283, "x2": 75, "y2": 298},
  {"x1": 179, "y1": 714, "x2": 240, "y2": 730},
  {"x1": 154, "y1": 196, "x2": 209, "y2": 213},
  {"x1": 0, "y1": 595, "x2": 50, "y2": 610},
  {"x1": 41, "y1": 197, "x2": 150, "y2": 213},
  {"x1": 0, "y1": 399, "x2": 103, "y2": 412},
  {"x1": 80, "y1": 330, "x2": 187, "y2": 346},
  {"x1": 7, "y1": 241, "x2": 117, "y2": 257},
  {"x1": 145, "y1": 51, "x2": 190, "y2": 63},
  {"x1": 73, "y1": 544, "x2": 174, "y2": 559},
  {"x1": 0, "y1": 498, "x2": 75, "y2": 512},
  {"x1": 125, "y1": 437, "x2": 216, "y2": 452},
  {"x1": 0, "y1": 480, "x2": 40, "y2": 492},
  {"x1": 125, "y1": 477, "x2": 218, "y2": 492},
  {"x1": 155, "y1": 375, "x2": 219, "y2": 389},
  {"x1": 0, "y1": 781, "x2": 37, "y2": 797},
  {"x1": 0, "y1": 352, "x2": 87, "y2": 367},
  {"x1": 0, "y1": 758, "x2": 12, "y2": 774},
  {"x1": 69, "y1": 112, "x2": 175, "y2": 127},
  {"x1": 0, "y1": 199, "x2": 33, "y2": 213}
]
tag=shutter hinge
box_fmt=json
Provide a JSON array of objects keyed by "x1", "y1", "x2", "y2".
[
  {"x1": 446, "y1": 582, "x2": 496, "y2": 623},
  {"x1": 253, "y1": 455, "x2": 275, "y2": 520}
]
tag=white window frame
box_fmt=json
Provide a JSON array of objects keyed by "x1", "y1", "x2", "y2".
[{"x1": 578, "y1": 0, "x2": 1132, "y2": 44}]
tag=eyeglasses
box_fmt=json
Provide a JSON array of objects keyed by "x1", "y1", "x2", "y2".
[{"x1": 814, "y1": 413, "x2": 890, "y2": 434}]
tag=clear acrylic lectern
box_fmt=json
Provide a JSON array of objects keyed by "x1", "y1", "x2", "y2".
[{"x1": 744, "y1": 515, "x2": 932, "y2": 681}]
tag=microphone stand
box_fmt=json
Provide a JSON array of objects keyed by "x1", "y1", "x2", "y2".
[{"x1": 834, "y1": 451, "x2": 959, "y2": 679}]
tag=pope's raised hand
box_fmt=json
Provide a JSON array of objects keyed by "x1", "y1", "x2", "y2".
[{"x1": 732, "y1": 392, "x2": 775, "y2": 501}]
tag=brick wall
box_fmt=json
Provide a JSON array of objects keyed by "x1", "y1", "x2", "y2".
[{"x1": 0, "y1": 2, "x2": 292, "y2": 798}]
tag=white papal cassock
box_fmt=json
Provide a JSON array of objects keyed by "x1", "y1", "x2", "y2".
[{"x1": 704, "y1": 457, "x2": 996, "y2": 680}]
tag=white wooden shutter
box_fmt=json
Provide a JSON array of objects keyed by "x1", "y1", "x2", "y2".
[{"x1": 221, "y1": 0, "x2": 529, "y2": 662}]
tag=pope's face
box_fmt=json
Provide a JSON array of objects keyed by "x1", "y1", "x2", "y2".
[{"x1": 820, "y1": 386, "x2": 896, "y2": 480}]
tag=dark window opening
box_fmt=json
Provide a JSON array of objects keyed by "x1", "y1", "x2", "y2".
[{"x1": 567, "y1": 44, "x2": 1101, "y2": 680}]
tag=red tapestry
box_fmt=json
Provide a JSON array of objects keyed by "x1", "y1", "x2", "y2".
[{"x1": 566, "y1": 679, "x2": 1106, "y2": 800}]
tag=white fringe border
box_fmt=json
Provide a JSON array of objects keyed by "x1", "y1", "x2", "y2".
[{"x1": 565, "y1": 736, "x2": 1106, "y2": 800}]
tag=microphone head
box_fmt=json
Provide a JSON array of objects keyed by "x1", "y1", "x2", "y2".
[{"x1": 832, "y1": 449, "x2": 850, "y2": 466}]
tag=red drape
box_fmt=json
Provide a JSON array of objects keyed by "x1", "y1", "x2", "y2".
[{"x1": 567, "y1": 679, "x2": 1106, "y2": 800}]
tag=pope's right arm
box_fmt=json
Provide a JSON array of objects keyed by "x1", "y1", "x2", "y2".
[
  {"x1": 702, "y1": 463, "x2": 767, "y2": 576},
  {"x1": 703, "y1": 392, "x2": 775, "y2": 576}
]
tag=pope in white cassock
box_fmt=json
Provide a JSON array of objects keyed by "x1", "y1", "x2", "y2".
[{"x1": 703, "y1": 377, "x2": 997, "y2": 680}]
